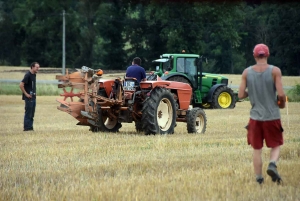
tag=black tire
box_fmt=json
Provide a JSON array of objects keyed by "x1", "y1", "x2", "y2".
[
  {"x1": 98, "y1": 88, "x2": 107, "y2": 97},
  {"x1": 92, "y1": 89, "x2": 122, "y2": 132},
  {"x1": 167, "y1": 76, "x2": 191, "y2": 85},
  {"x1": 187, "y1": 108, "x2": 207, "y2": 134},
  {"x1": 135, "y1": 121, "x2": 144, "y2": 132},
  {"x1": 211, "y1": 86, "x2": 236, "y2": 109},
  {"x1": 95, "y1": 108, "x2": 122, "y2": 132},
  {"x1": 142, "y1": 87, "x2": 176, "y2": 135},
  {"x1": 90, "y1": 126, "x2": 100, "y2": 132}
]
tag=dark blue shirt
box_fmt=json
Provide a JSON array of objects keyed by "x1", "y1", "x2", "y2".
[
  {"x1": 125, "y1": 65, "x2": 146, "y2": 83},
  {"x1": 21, "y1": 71, "x2": 36, "y2": 100}
]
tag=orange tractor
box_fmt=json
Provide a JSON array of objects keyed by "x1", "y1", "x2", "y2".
[{"x1": 55, "y1": 66, "x2": 207, "y2": 134}]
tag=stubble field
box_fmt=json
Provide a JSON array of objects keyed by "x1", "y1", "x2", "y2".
[
  {"x1": 0, "y1": 66, "x2": 300, "y2": 200},
  {"x1": 0, "y1": 94, "x2": 299, "y2": 201}
]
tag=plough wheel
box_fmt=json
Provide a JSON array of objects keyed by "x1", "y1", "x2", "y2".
[
  {"x1": 60, "y1": 87, "x2": 81, "y2": 101},
  {"x1": 91, "y1": 90, "x2": 122, "y2": 133}
]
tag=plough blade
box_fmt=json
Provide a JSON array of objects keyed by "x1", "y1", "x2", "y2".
[
  {"x1": 81, "y1": 111, "x2": 93, "y2": 119},
  {"x1": 87, "y1": 119, "x2": 97, "y2": 126},
  {"x1": 56, "y1": 99, "x2": 84, "y2": 119}
]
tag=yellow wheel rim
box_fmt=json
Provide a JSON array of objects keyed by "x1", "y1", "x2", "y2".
[{"x1": 218, "y1": 92, "x2": 232, "y2": 108}]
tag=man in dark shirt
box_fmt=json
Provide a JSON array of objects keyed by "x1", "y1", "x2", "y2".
[
  {"x1": 19, "y1": 62, "x2": 40, "y2": 131},
  {"x1": 126, "y1": 57, "x2": 146, "y2": 83}
]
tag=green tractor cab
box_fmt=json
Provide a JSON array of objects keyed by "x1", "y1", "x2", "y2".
[{"x1": 152, "y1": 53, "x2": 237, "y2": 109}]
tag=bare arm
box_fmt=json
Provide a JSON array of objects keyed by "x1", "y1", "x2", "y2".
[
  {"x1": 238, "y1": 69, "x2": 248, "y2": 99},
  {"x1": 273, "y1": 67, "x2": 286, "y2": 108},
  {"x1": 19, "y1": 82, "x2": 32, "y2": 99},
  {"x1": 141, "y1": 68, "x2": 146, "y2": 81}
]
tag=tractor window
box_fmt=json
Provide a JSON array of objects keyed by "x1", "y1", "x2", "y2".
[
  {"x1": 162, "y1": 60, "x2": 172, "y2": 72},
  {"x1": 185, "y1": 58, "x2": 197, "y2": 88},
  {"x1": 185, "y1": 58, "x2": 197, "y2": 76},
  {"x1": 177, "y1": 58, "x2": 185, "y2": 73}
]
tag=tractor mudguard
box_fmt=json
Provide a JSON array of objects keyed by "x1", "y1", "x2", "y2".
[
  {"x1": 140, "y1": 80, "x2": 192, "y2": 110},
  {"x1": 206, "y1": 84, "x2": 226, "y2": 102},
  {"x1": 98, "y1": 79, "x2": 115, "y2": 97}
]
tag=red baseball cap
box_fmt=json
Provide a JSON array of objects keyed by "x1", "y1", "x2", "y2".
[{"x1": 253, "y1": 43, "x2": 270, "y2": 57}]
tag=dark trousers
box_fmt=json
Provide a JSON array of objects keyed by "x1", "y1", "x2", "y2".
[{"x1": 24, "y1": 99, "x2": 36, "y2": 130}]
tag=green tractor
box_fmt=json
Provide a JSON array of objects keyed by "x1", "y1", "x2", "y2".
[{"x1": 151, "y1": 53, "x2": 237, "y2": 109}]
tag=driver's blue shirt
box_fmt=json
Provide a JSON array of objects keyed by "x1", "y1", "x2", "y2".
[{"x1": 125, "y1": 65, "x2": 146, "y2": 83}]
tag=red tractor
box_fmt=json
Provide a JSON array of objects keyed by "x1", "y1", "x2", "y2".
[{"x1": 56, "y1": 66, "x2": 207, "y2": 135}]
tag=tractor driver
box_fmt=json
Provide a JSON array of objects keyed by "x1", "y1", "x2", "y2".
[{"x1": 126, "y1": 57, "x2": 146, "y2": 83}]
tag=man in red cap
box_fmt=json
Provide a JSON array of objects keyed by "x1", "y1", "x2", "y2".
[{"x1": 238, "y1": 43, "x2": 286, "y2": 184}]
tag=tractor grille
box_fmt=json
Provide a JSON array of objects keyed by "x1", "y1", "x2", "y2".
[
  {"x1": 212, "y1": 78, "x2": 217, "y2": 85},
  {"x1": 221, "y1": 79, "x2": 228, "y2": 85}
]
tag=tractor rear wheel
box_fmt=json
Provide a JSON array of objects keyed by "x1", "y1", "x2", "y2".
[
  {"x1": 211, "y1": 86, "x2": 235, "y2": 109},
  {"x1": 135, "y1": 121, "x2": 143, "y2": 133},
  {"x1": 142, "y1": 87, "x2": 176, "y2": 135},
  {"x1": 187, "y1": 108, "x2": 207, "y2": 134},
  {"x1": 167, "y1": 76, "x2": 190, "y2": 85}
]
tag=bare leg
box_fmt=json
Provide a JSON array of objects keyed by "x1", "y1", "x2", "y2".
[
  {"x1": 267, "y1": 146, "x2": 282, "y2": 183},
  {"x1": 270, "y1": 146, "x2": 280, "y2": 162},
  {"x1": 253, "y1": 149, "x2": 263, "y2": 175}
]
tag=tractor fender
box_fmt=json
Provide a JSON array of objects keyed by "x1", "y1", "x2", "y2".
[{"x1": 206, "y1": 84, "x2": 226, "y2": 102}]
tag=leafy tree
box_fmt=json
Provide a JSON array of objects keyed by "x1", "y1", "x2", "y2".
[
  {"x1": 268, "y1": 2, "x2": 300, "y2": 75},
  {"x1": 1, "y1": 0, "x2": 299, "y2": 76},
  {"x1": 12, "y1": 1, "x2": 62, "y2": 66},
  {"x1": 72, "y1": 0, "x2": 102, "y2": 68},
  {"x1": 97, "y1": 1, "x2": 127, "y2": 70},
  {"x1": 0, "y1": 0, "x2": 22, "y2": 65}
]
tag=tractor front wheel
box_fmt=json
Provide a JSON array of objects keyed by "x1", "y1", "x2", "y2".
[
  {"x1": 142, "y1": 87, "x2": 176, "y2": 135},
  {"x1": 211, "y1": 86, "x2": 236, "y2": 109},
  {"x1": 187, "y1": 108, "x2": 207, "y2": 134}
]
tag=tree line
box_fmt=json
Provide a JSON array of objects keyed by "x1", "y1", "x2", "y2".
[{"x1": 0, "y1": 0, "x2": 299, "y2": 75}]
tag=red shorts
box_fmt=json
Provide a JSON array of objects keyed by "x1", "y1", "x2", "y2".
[{"x1": 246, "y1": 119, "x2": 284, "y2": 149}]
